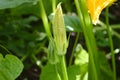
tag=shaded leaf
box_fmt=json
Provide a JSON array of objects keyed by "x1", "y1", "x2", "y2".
[
  {"x1": 99, "y1": 51, "x2": 113, "y2": 80},
  {"x1": 0, "y1": 0, "x2": 38, "y2": 9},
  {"x1": 64, "y1": 15, "x2": 82, "y2": 32},
  {"x1": 11, "y1": 2, "x2": 40, "y2": 17}
]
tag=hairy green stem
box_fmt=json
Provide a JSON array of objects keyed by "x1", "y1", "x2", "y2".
[
  {"x1": 106, "y1": 7, "x2": 116, "y2": 80},
  {"x1": 59, "y1": 56, "x2": 68, "y2": 80}
]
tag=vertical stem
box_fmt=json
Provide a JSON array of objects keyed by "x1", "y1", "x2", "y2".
[
  {"x1": 52, "y1": 0, "x2": 56, "y2": 12},
  {"x1": 59, "y1": 56, "x2": 68, "y2": 80},
  {"x1": 106, "y1": 7, "x2": 116, "y2": 80},
  {"x1": 74, "y1": 0, "x2": 100, "y2": 80},
  {"x1": 39, "y1": 0, "x2": 52, "y2": 39},
  {"x1": 69, "y1": 32, "x2": 80, "y2": 66}
]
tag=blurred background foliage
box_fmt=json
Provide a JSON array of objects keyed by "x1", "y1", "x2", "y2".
[{"x1": 0, "y1": 0, "x2": 120, "y2": 80}]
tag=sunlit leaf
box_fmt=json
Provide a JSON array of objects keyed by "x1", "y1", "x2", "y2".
[
  {"x1": 0, "y1": 54, "x2": 24, "y2": 80},
  {"x1": 67, "y1": 64, "x2": 88, "y2": 80},
  {"x1": 40, "y1": 63, "x2": 61, "y2": 80},
  {"x1": 69, "y1": 44, "x2": 89, "y2": 80},
  {"x1": 74, "y1": 44, "x2": 88, "y2": 65}
]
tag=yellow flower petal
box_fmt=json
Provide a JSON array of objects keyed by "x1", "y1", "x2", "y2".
[{"x1": 87, "y1": 0, "x2": 116, "y2": 24}]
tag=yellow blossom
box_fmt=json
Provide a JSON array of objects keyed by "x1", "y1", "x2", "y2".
[{"x1": 87, "y1": 0, "x2": 116, "y2": 24}]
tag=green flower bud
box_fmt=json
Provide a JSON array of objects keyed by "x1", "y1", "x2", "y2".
[{"x1": 53, "y1": 3, "x2": 68, "y2": 56}]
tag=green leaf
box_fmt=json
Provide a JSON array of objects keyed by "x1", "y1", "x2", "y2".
[
  {"x1": 0, "y1": 54, "x2": 3, "y2": 62},
  {"x1": 67, "y1": 65, "x2": 80, "y2": 80},
  {"x1": 79, "y1": 64, "x2": 88, "y2": 80},
  {"x1": 95, "y1": 30, "x2": 109, "y2": 47},
  {"x1": 67, "y1": 64, "x2": 88, "y2": 80},
  {"x1": 74, "y1": 44, "x2": 113, "y2": 80},
  {"x1": 99, "y1": 51, "x2": 113, "y2": 80},
  {"x1": 40, "y1": 63, "x2": 61, "y2": 80},
  {"x1": 0, "y1": 54, "x2": 24, "y2": 80},
  {"x1": 64, "y1": 15, "x2": 82, "y2": 32},
  {"x1": 74, "y1": 44, "x2": 88, "y2": 65},
  {"x1": 70, "y1": 44, "x2": 88, "y2": 80},
  {"x1": 11, "y1": 2, "x2": 40, "y2": 17},
  {"x1": 0, "y1": 0, "x2": 38, "y2": 9},
  {"x1": 67, "y1": 44, "x2": 88, "y2": 80},
  {"x1": 18, "y1": 0, "x2": 50, "y2": 23}
]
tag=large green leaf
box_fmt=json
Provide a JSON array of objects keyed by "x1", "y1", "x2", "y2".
[
  {"x1": 0, "y1": 54, "x2": 24, "y2": 80},
  {"x1": 40, "y1": 63, "x2": 61, "y2": 80},
  {"x1": 66, "y1": 44, "x2": 88, "y2": 80},
  {"x1": 74, "y1": 44, "x2": 113, "y2": 80},
  {"x1": 72, "y1": 44, "x2": 88, "y2": 80},
  {"x1": 67, "y1": 64, "x2": 88, "y2": 80},
  {"x1": 67, "y1": 65, "x2": 80, "y2": 80},
  {"x1": 0, "y1": 0, "x2": 38, "y2": 9},
  {"x1": 11, "y1": 0, "x2": 52, "y2": 17},
  {"x1": 11, "y1": 2, "x2": 40, "y2": 17}
]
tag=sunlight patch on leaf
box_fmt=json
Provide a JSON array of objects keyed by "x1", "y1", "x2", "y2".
[{"x1": 74, "y1": 44, "x2": 88, "y2": 65}]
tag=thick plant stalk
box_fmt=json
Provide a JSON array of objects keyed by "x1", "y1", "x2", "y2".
[
  {"x1": 39, "y1": 0, "x2": 52, "y2": 39},
  {"x1": 74, "y1": 0, "x2": 100, "y2": 80},
  {"x1": 59, "y1": 56, "x2": 68, "y2": 80},
  {"x1": 52, "y1": 0, "x2": 56, "y2": 12}
]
